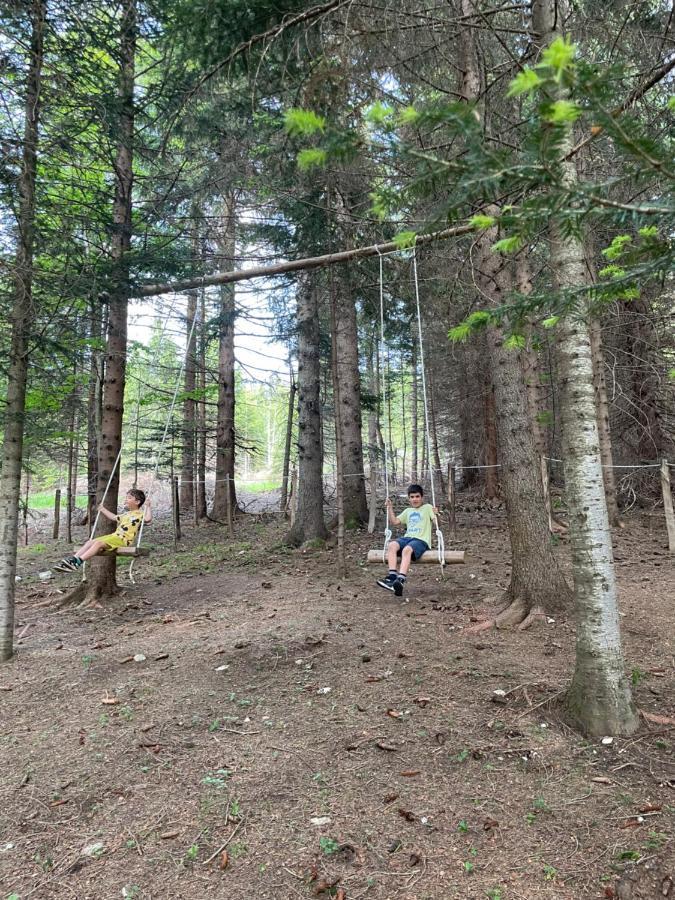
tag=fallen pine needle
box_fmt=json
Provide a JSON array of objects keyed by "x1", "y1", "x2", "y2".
[{"x1": 203, "y1": 820, "x2": 243, "y2": 865}]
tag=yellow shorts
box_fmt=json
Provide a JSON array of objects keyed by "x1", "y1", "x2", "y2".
[{"x1": 97, "y1": 534, "x2": 129, "y2": 550}]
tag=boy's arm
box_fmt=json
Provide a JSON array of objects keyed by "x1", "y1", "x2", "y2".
[
  {"x1": 385, "y1": 498, "x2": 401, "y2": 526},
  {"x1": 143, "y1": 499, "x2": 152, "y2": 524},
  {"x1": 98, "y1": 505, "x2": 118, "y2": 522}
]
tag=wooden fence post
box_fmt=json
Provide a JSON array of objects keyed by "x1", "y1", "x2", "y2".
[
  {"x1": 447, "y1": 463, "x2": 457, "y2": 539},
  {"x1": 53, "y1": 489, "x2": 61, "y2": 540},
  {"x1": 661, "y1": 459, "x2": 675, "y2": 554},
  {"x1": 172, "y1": 476, "x2": 181, "y2": 545},
  {"x1": 225, "y1": 473, "x2": 234, "y2": 539}
]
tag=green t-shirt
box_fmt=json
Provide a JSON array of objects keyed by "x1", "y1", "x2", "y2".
[{"x1": 399, "y1": 503, "x2": 434, "y2": 548}]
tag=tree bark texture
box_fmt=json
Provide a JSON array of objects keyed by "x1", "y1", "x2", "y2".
[
  {"x1": 84, "y1": 0, "x2": 136, "y2": 602},
  {"x1": 334, "y1": 267, "x2": 368, "y2": 525},
  {"x1": 0, "y1": 0, "x2": 45, "y2": 661},
  {"x1": 196, "y1": 287, "x2": 208, "y2": 520},
  {"x1": 459, "y1": 0, "x2": 569, "y2": 626},
  {"x1": 180, "y1": 287, "x2": 198, "y2": 510},
  {"x1": 475, "y1": 236, "x2": 571, "y2": 626},
  {"x1": 212, "y1": 194, "x2": 238, "y2": 520},
  {"x1": 286, "y1": 273, "x2": 327, "y2": 545},
  {"x1": 533, "y1": 0, "x2": 638, "y2": 735},
  {"x1": 516, "y1": 256, "x2": 549, "y2": 457},
  {"x1": 410, "y1": 342, "x2": 419, "y2": 483},
  {"x1": 279, "y1": 373, "x2": 297, "y2": 514}
]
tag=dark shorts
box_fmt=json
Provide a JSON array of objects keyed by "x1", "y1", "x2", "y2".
[{"x1": 393, "y1": 537, "x2": 429, "y2": 561}]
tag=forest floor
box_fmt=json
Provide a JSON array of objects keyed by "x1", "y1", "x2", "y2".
[{"x1": 2, "y1": 501, "x2": 674, "y2": 900}]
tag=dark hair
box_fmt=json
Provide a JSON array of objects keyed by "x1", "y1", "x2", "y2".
[
  {"x1": 407, "y1": 484, "x2": 424, "y2": 496},
  {"x1": 127, "y1": 488, "x2": 146, "y2": 506}
]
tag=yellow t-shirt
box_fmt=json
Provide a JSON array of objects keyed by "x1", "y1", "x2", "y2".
[
  {"x1": 398, "y1": 504, "x2": 434, "y2": 547},
  {"x1": 115, "y1": 510, "x2": 143, "y2": 546}
]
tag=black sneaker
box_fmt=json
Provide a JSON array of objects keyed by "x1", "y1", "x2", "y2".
[
  {"x1": 393, "y1": 577, "x2": 405, "y2": 597},
  {"x1": 376, "y1": 577, "x2": 396, "y2": 593},
  {"x1": 54, "y1": 557, "x2": 80, "y2": 573}
]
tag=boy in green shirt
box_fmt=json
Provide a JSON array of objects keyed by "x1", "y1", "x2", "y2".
[{"x1": 377, "y1": 484, "x2": 438, "y2": 596}]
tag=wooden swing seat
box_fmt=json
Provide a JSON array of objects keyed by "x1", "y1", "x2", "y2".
[
  {"x1": 103, "y1": 546, "x2": 150, "y2": 558},
  {"x1": 366, "y1": 549, "x2": 465, "y2": 565}
]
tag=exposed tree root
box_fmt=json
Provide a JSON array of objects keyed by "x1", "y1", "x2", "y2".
[
  {"x1": 56, "y1": 581, "x2": 118, "y2": 609},
  {"x1": 466, "y1": 594, "x2": 549, "y2": 632}
]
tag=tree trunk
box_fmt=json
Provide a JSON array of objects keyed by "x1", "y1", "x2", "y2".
[
  {"x1": 330, "y1": 270, "x2": 346, "y2": 574},
  {"x1": 180, "y1": 286, "x2": 198, "y2": 510},
  {"x1": 286, "y1": 273, "x2": 327, "y2": 545},
  {"x1": 83, "y1": 0, "x2": 136, "y2": 603},
  {"x1": 0, "y1": 0, "x2": 45, "y2": 661},
  {"x1": 533, "y1": 0, "x2": 638, "y2": 735},
  {"x1": 428, "y1": 366, "x2": 445, "y2": 498},
  {"x1": 483, "y1": 379, "x2": 499, "y2": 499},
  {"x1": 279, "y1": 369, "x2": 297, "y2": 514},
  {"x1": 334, "y1": 266, "x2": 368, "y2": 525},
  {"x1": 367, "y1": 334, "x2": 379, "y2": 534},
  {"x1": 87, "y1": 298, "x2": 104, "y2": 526},
  {"x1": 196, "y1": 287, "x2": 208, "y2": 520},
  {"x1": 212, "y1": 194, "x2": 238, "y2": 520},
  {"x1": 460, "y1": 0, "x2": 569, "y2": 629},
  {"x1": 516, "y1": 256, "x2": 549, "y2": 457},
  {"x1": 582, "y1": 241, "x2": 621, "y2": 525},
  {"x1": 411, "y1": 342, "x2": 418, "y2": 482}
]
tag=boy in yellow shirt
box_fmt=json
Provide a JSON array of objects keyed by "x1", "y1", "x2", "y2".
[
  {"x1": 54, "y1": 489, "x2": 151, "y2": 572},
  {"x1": 377, "y1": 484, "x2": 438, "y2": 596}
]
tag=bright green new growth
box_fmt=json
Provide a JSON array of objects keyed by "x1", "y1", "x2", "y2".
[
  {"x1": 491, "y1": 236, "x2": 523, "y2": 254},
  {"x1": 507, "y1": 68, "x2": 543, "y2": 97},
  {"x1": 448, "y1": 310, "x2": 492, "y2": 343},
  {"x1": 544, "y1": 99, "x2": 582, "y2": 124},
  {"x1": 469, "y1": 214, "x2": 497, "y2": 230},
  {"x1": 503, "y1": 334, "x2": 526, "y2": 350},
  {"x1": 284, "y1": 108, "x2": 326, "y2": 137},
  {"x1": 393, "y1": 230, "x2": 417, "y2": 250},
  {"x1": 540, "y1": 36, "x2": 577, "y2": 78},
  {"x1": 297, "y1": 148, "x2": 327, "y2": 170},
  {"x1": 366, "y1": 101, "x2": 394, "y2": 126}
]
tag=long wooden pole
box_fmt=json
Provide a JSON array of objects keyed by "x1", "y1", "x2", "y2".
[{"x1": 136, "y1": 224, "x2": 474, "y2": 298}]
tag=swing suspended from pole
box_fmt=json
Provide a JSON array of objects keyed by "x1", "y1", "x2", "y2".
[{"x1": 366, "y1": 247, "x2": 465, "y2": 567}]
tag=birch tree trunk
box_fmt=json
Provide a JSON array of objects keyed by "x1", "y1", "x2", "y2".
[
  {"x1": 0, "y1": 0, "x2": 45, "y2": 661},
  {"x1": 286, "y1": 273, "x2": 327, "y2": 545},
  {"x1": 82, "y1": 0, "x2": 136, "y2": 603},
  {"x1": 533, "y1": 0, "x2": 638, "y2": 734},
  {"x1": 212, "y1": 194, "x2": 238, "y2": 520}
]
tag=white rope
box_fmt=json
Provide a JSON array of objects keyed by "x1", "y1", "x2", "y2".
[
  {"x1": 80, "y1": 447, "x2": 123, "y2": 583},
  {"x1": 412, "y1": 249, "x2": 445, "y2": 568},
  {"x1": 129, "y1": 305, "x2": 201, "y2": 582},
  {"x1": 378, "y1": 249, "x2": 392, "y2": 562}
]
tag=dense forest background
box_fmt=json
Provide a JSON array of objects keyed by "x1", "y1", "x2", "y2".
[{"x1": 1, "y1": 0, "x2": 674, "y2": 724}]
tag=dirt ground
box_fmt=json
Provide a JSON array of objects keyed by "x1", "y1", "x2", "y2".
[{"x1": 1, "y1": 503, "x2": 673, "y2": 900}]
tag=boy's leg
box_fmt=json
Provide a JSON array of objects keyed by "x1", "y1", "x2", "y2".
[
  {"x1": 78, "y1": 540, "x2": 107, "y2": 561},
  {"x1": 394, "y1": 545, "x2": 415, "y2": 596},
  {"x1": 398, "y1": 545, "x2": 415, "y2": 577},
  {"x1": 377, "y1": 541, "x2": 401, "y2": 592},
  {"x1": 58, "y1": 539, "x2": 106, "y2": 570},
  {"x1": 72, "y1": 538, "x2": 95, "y2": 557}
]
